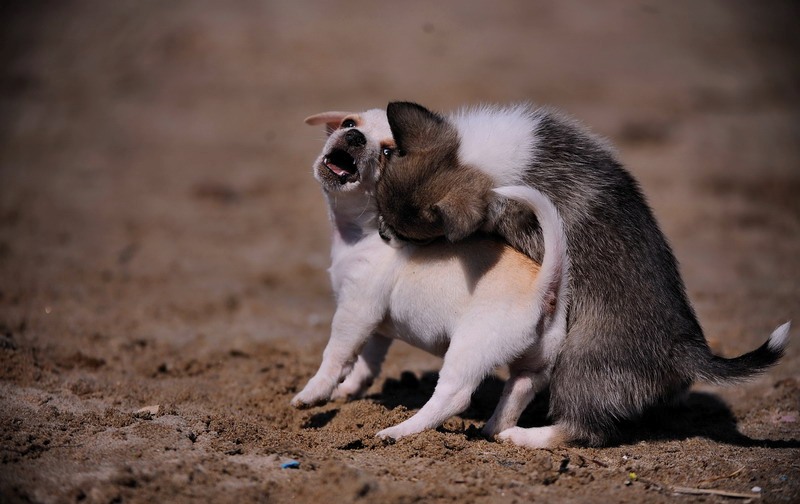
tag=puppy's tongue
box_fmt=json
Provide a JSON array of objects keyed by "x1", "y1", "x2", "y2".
[
  {"x1": 323, "y1": 150, "x2": 357, "y2": 176},
  {"x1": 324, "y1": 158, "x2": 349, "y2": 176}
]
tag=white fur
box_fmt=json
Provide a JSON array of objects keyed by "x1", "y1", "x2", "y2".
[
  {"x1": 294, "y1": 110, "x2": 570, "y2": 442},
  {"x1": 767, "y1": 321, "x2": 791, "y2": 352},
  {"x1": 497, "y1": 425, "x2": 563, "y2": 448},
  {"x1": 450, "y1": 104, "x2": 540, "y2": 186},
  {"x1": 306, "y1": 108, "x2": 393, "y2": 193}
]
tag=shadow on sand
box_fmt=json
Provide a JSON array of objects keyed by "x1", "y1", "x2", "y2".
[{"x1": 367, "y1": 371, "x2": 800, "y2": 448}]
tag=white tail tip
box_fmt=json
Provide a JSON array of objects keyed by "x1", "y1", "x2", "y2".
[{"x1": 767, "y1": 321, "x2": 791, "y2": 352}]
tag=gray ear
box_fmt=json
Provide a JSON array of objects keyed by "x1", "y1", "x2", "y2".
[{"x1": 433, "y1": 190, "x2": 488, "y2": 242}]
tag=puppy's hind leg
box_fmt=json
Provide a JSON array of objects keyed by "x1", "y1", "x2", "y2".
[
  {"x1": 483, "y1": 358, "x2": 549, "y2": 436},
  {"x1": 375, "y1": 348, "x2": 484, "y2": 440},
  {"x1": 483, "y1": 373, "x2": 535, "y2": 437},
  {"x1": 332, "y1": 334, "x2": 392, "y2": 400},
  {"x1": 497, "y1": 423, "x2": 569, "y2": 449},
  {"x1": 376, "y1": 315, "x2": 530, "y2": 440}
]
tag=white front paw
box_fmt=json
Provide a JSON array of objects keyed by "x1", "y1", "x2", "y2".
[
  {"x1": 331, "y1": 379, "x2": 367, "y2": 401},
  {"x1": 290, "y1": 387, "x2": 328, "y2": 409},
  {"x1": 376, "y1": 425, "x2": 408, "y2": 441}
]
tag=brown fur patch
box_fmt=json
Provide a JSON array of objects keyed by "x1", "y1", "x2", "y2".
[
  {"x1": 377, "y1": 102, "x2": 494, "y2": 242},
  {"x1": 406, "y1": 235, "x2": 541, "y2": 296}
]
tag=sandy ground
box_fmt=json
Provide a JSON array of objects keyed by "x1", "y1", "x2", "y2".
[{"x1": 1, "y1": 1, "x2": 799, "y2": 502}]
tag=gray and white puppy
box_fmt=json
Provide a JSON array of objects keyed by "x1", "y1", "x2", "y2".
[{"x1": 376, "y1": 101, "x2": 791, "y2": 448}]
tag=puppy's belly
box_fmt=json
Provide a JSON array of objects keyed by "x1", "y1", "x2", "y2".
[
  {"x1": 371, "y1": 250, "x2": 470, "y2": 356},
  {"x1": 378, "y1": 319, "x2": 450, "y2": 357}
]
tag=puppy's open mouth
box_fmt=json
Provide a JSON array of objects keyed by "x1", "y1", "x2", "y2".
[{"x1": 324, "y1": 149, "x2": 358, "y2": 179}]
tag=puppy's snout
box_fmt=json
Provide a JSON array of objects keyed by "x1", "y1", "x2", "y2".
[{"x1": 345, "y1": 129, "x2": 367, "y2": 147}]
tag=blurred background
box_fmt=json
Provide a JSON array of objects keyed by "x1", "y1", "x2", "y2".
[
  {"x1": 1, "y1": 0, "x2": 797, "y2": 349},
  {"x1": 1, "y1": 1, "x2": 798, "y2": 501}
]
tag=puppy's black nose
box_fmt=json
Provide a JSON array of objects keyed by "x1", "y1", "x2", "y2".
[{"x1": 345, "y1": 129, "x2": 366, "y2": 147}]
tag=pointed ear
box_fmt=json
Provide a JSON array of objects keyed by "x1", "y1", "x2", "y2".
[
  {"x1": 304, "y1": 111, "x2": 354, "y2": 136},
  {"x1": 386, "y1": 101, "x2": 449, "y2": 151},
  {"x1": 432, "y1": 189, "x2": 489, "y2": 242}
]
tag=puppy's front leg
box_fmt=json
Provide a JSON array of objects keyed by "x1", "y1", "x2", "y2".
[
  {"x1": 332, "y1": 334, "x2": 392, "y2": 400},
  {"x1": 291, "y1": 307, "x2": 380, "y2": 408}
]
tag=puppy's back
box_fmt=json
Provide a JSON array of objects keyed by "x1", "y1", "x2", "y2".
[{"x1": 403, "y1": 236, "x2": 542, "y2": 302}]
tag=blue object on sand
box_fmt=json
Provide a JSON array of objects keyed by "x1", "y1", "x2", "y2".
[{"x1": 280, "y1": 459, "x2": 300, "y2": 469}]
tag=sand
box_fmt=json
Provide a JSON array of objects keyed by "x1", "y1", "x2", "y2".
[{"x1": 1, "y1": 1, "x2": 798, "y2": 502}]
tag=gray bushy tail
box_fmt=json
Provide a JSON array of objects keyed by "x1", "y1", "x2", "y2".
[{"x1": 697, "y1": 322, "x2": 790, "y2": 384}]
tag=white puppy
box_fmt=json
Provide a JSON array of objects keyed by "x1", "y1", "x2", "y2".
[{"x1": 291, "y1": 109, "x2": 570, "y2": 441}]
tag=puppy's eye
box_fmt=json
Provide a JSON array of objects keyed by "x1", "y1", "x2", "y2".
[
  {"x1": 382, "y1": 147, "x2": 394, "y2": 157},
  {"x1": 341, "y1": 119, "x2": 357, "y2": 128}
]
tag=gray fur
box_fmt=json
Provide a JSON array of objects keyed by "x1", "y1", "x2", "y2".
[{"x1": 376, "y1": 101, "x2": 788, "y2": 446}]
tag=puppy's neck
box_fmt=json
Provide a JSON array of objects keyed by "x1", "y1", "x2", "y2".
[{"x1": 324, "y1": 189, "x2": 378, "y2": 245}]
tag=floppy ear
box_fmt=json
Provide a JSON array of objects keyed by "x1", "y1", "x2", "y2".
[
  {"x1": 386, "y1": 101, "x2": 449, "y2": 151},
  {"x1": 305, "y1": 111, "x2": 354, "y2": 136},
  {"x1": 432, "y1": 189, "x2": 489, "y2": 242}
]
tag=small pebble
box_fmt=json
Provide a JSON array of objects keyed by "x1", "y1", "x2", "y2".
[
  {"x1": 280, "y1": 459, "x2": 300, "y2": 469},
  {"x1": 751, "y1": 486, "x2": 762, "y2": 493},
  {"x1": 134, "y1": 405, "x2": 160, "y2": 418}
]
